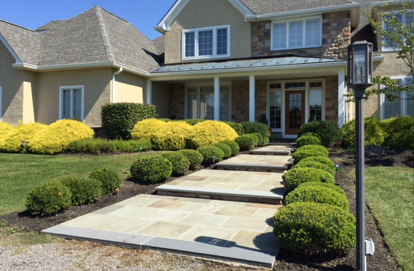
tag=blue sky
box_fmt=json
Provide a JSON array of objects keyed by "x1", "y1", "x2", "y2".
[{"x1": 0, "y1": 0, "x2": 177, "y2": 40}]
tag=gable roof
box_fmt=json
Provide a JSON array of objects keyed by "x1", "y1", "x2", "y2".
[{"x1": 0, "y1": 6, "x2": 161, "y2": 75}]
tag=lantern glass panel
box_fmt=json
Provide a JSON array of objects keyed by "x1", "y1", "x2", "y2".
[{"x1": 353, "y1": 45, "x2": 367, "y2": 84}]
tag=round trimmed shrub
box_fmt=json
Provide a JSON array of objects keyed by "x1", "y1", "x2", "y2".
[
  {"x1": 26, "y1": 182, "x2": 72, "y2": 216},
  {"x1": 301, "y1": 132, "x2": 321, "y2": 140},
  {"x1": 161, "y1": 152, "x2": 190, "y2": 176},
  {"x1": 61, "y1": 177, "x2": 102, "y2": 205},
  {"x1": 296, "y1": 135, "x2": 322, "y2": 148},
  {"x1": 241, "y1": 121, "x2": 270, "y2": 140},
  {"x1": 273, "y1": 202, "x2": 356, "y2": 254},
  {"x1": 297, "y1": 120, "x2": 342, "y2": 147},
  {"x1": 197, "y1": 145, "x2": 224, "y2": 165},
  {"x1": 0, "y1": 123, "x2": 48, "y2": 153},
  {"x1": 296, "y1": 145, "x2": 329, "y2": 156},
  {"x1": 293, "y1": 160, "x2": 336, "y2": 176},
  {"x1": 299, "y1": 156, "x2": 335, "y2": 169},
  {"x1": 186, "y1": 121, "x2": 238, "y2": 149},
  {"x1": 341, "y1": 117, "x2": 386, "y2": 148},
  {"x1": 220, "y1": 140, "x2": 240, "y2": 156},
  {"x1": 292, "y1": 150, "x2": 327, "y2": 165},
  {"x1": 252, "y1": 133, "x2": 265, "y2": 146},
  {"x1": 235, "y1": 135, "x2": 255, "y2": 151},
  {"x1": 89, "y1": 168, "x2": 123, "y2": 195},
  {"x1": 131, "y1": 118, "x2": 166, "y2": 141},
  {"x1": 178, "y1": 149, "x2": 203, "y2": 170},
  {"x1": 223, "y1": 121, "x2": 244, "y2": 135},
  {"x1": 130, "y1": 156, "x2": 172, "y2": 183},
  {"x1": 284, "y1": 186, "x2": 349, "y2": 211},
  {"x1": 28, "y1": 120, "x2": 94, "y2": 154},
  {"x1": 282, "y1": 167, "x2": 335, "y2": 192},
  {"x1": 297, "y1": 182, "x2": 346, "y2": 196},
  {"x1": 244, "y1": 134, "x2": 259, "y2": 146},
  {"x1": 152, "y1": 121, "x2": 193, "y2": 150},
  {"x1": 212, "y1": 143, "x2": 232, "y2": 159}
]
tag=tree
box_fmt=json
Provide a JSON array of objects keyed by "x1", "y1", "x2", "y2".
[{"x1": 345, "y1": 1, "x2": 413, "y2": 102}]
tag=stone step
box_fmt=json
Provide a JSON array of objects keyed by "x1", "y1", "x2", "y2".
[{"x1": 214, "y1": 154, "x2": 291, "y2": 173}]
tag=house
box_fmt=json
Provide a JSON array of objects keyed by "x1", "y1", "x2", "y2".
[{"x1": 0, "y1": 0, "x2": 411, "y2": 138}]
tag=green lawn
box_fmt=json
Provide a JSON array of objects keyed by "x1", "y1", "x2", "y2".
[
  {"x1": 365, "y1": 167, "x2": 414, "y2": 271},
  {"x1": 0, "y1": 152, "x2": 158, "y2": 215}
]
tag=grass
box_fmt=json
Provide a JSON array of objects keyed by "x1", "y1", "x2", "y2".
[
  {"x1": 364, "y1": 167, "x2": 414, "y2": 271},
  {"x1": 0, "y1": 152, "x2": 160, "y2": 215}
]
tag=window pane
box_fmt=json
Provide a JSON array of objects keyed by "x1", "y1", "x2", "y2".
[
  {"x1": 309, "y1": 89, "x2": 323, "y2": 121},
  {"x1": 269, "y1": 90, "x2": 282, "y2": 129},
  {"x1": 185, "y1": 32, "x2": 195, "y2": 57},
  {"x1": 383, "y1": 13, "x2": 402, "y2": 49},
  {"x1": 198, "y1": 30, "x2": 213, "y2": 56},
  {"x1": 187, "y1": 94, "x2": 198, "y2": 119},
  {"x1": 289, "y1": 21, "x2": 303, "y2": 48},
  {"x1": 273, "y1": 23, "x2": 286, "y2": 49},
  {"x1": 72, "y1": 89, "x2": 82, "y2": 119},
  {"x1": 62, "y1": 89, "x2": 71, "y2": 119},
  {"x1": 384, "y1": 91, "x2": 401, "y2": 119},
  {"x1": 305, "y1": 19, "x2": 320, "y2": 46},
  {"x1": 217, "y1": 28, "x2": 228, "y2": 55},
  {"x1": 200, "y1": 93, "x2": 214, "y2": 120},
  {"x1": 220, "y1": 93, "x2": 230, "y2": 121}
]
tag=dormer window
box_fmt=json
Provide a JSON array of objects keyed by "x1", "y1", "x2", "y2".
[
  {"x1": 271, "y1": 17, "x2": 322, "y2": 51},
  {"x1": 182, "y1": 25, "x2": 230, "y2": 60}
]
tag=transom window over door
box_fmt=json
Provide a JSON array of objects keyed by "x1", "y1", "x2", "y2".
[
  {"x1": 60, "y1": 86, "x2": 84, "y2": 120},
  {"x1": 182, "y1": 25, "x2": 230, "y2": 60}
]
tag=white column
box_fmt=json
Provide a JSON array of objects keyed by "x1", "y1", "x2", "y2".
[
  {"x1": 214, "y1": 77, "x2": 220, "y2": 121},
  {"x1": 146, "y1": 79, "x2": 152, "y2": 104},
  {"x1": 249, "y1": 75, "x2": 255, "y2": 122},
  {"x1": 338, "y1": 69, "x2": 345, "y2": 127}
]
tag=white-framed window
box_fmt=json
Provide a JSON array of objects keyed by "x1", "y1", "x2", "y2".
[
  {"x1": 381, "y1": 10, "x2": 413, "y2": 51},
  {"x1": 59, "y1": 86, "x2": 84, "y2": 120},
  {"x1": 271, "y1": 17, "x2": 322, "y2": 51},
  {"x1": 381, "y1": 77, "x2": 413, "y2": 119},
  {"x1": 309, "y1": 81, "x2": 324, "y2": 121},
  {"x1": 268, "y1": 83, "x2": 282, "y2": 129},
  {"x1": 182, "y1": 25, "x2": 230, "y2": 60},
  {"x1": 185, "y1": 84, "x2": 231, "y2": 121},
  {"x1": 0, "y1": 86, "x2": 2, "y2": 121}
]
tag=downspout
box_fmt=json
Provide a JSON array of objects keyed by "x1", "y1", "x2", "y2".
[{"x1": 112, "y1": 67, "x2": 123, "y2": 103}]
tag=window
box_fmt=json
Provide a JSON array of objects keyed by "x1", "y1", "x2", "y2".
[
  {"x1": 59, "y1": 86, "x2": 84, "y2": 120},
  {"x1": 269, "y1": 84, "x2": 282, "y2": 129},
  {"x1": 382, "y1": 10, "x2": 413, "y2": 51},
  {"x1": 272, "y1": 17, "x2": 321, "y2": 50},
  {"x1": 182, "y1": 25, "x2": 230, "y2": 60},
  {"x1": 381, "y1": 77, "x2": 413, "y2": 119},
  {"x1": 186, "y1": 85, "x2": 231, "y2": 121},
  {"x1": 309, "y1": 82, "x2": 323, "y2": 121}
]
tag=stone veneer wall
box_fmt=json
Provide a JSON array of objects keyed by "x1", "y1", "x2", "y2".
[
  {"x1": 251, "y1": 11, "x2": 351, "y2": 59},
  {"x1": 324, "y1": 76, "x2": 339, "y2": 125}
]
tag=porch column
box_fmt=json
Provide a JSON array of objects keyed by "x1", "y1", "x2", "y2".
[
  {"x1": 338, "y1": 68, "x2": 345, "y2": 127},
  {"x1": 146, "y1": 79, "x2": 152, "y2": 104},
  {"x1": 249, "y1": 75, "x2": 255, "y2": 122},
  {"x1": 214, "y1": 77, "x2": 220, "y2": 121}
]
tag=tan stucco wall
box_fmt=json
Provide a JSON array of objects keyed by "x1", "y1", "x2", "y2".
[
  {"x1": 114, "y1": 71, "x2": 145, "y2": 103},
  {"x1": 164, "y1": 0, "x2": 251, "y2": 64},
  {"x1": 152, "y1": 82, "x2": 170, "y2": 118},
  {"x1": 37, "y1": 68, "x2": 112, "y2": 127}
]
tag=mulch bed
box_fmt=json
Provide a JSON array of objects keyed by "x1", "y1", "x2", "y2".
[{"x1": 1, "y1": 149, "x2": 413, "y2": 270}]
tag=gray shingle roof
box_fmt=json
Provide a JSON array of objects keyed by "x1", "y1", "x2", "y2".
[{"x1": 240, "y1": 0, "x2": 357, "y2": 15}]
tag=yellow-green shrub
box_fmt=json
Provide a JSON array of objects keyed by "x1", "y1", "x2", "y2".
[
  {"x1": 0, "y1": 122, "x2": 15, "y2": 138},
  {"x1": 28, "y1": 120, "x2": 94, "y2": 154},
  {"x1": 186, "y1": 121, "x2": 238, "y2": 149},
  {"x1": 131, "y1": 118, "x2": 166, "y2": 141},
  {"x1": 0, "y1": 123, "x2": 47, "y2": 153},
  {"x1": 152, "y1": 121, "x2": 192, "y2": 150}
]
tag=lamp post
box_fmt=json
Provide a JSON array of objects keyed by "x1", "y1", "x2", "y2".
[{"x1": 347, "y1": 41, "x2": 373, "y2": 271}]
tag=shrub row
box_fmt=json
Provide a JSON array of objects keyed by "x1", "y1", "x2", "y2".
[{"x1": 68, "y1": 139, "x2": 151, "y2": 154}]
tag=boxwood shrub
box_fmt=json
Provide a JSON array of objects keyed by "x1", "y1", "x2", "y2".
[
  {"x1": 152, "y1": 121, "x2": 193, "y2": 150},
  {"x1": 186, "y1": 121, "x2": 238, "y2": 149},
  {"x1": 297, "y1": 120, "x2": 342, "y2": 147},
  {"x1": 273, "y1": 202, "x2": 356, "y2": 254},
  {"x1": 251, "y1": 132, "x2": 265, "y2": 146},
  {"x1": 220, "y1": 140, "x2": 240, "y2": 156},
  {"x1": 299, "y1": 156, "x2": 335, "y2": 169},
  {"x1": 212, "y1": 143, "x2": 232, "y2": 159},
  {"x1": 296, "y1": 144, "x2": 329, "y2": 156},
  {"x1": 241, "y1": 121, "x2": 270, "y2": 140},
  {"x1": 282, "y1": 167, "x2": 335, "y2": 192},
  {"x1": 297, "y1": 182, "x2": 346, "y2": 196},
  {"x1": 25, "y1": 182, "x2": 72, "y2": 216},
  {"x1": 296, "y1": 135, "x2": 322, "y2": 148},
  {"x1": 161, "y1": 152, "x2": 190, "y2": 176},
  {"x1": 284, "y1": 186, "x2": 349, "y2": 211},
  {"x1": 197, "y1": 145, "x2": 224, "y2": 165},
  {"x1": 244, "y1": 133, "x2": 259, "y2": 146},
  {"x1": 292, "y1": 160, "x2": 336, "y2": 176},
  {"x1": 101, "y1": 103, "x2": 157, "y2": 139},
  {"x1": 178, "y1": 149, "x2": 203, "y2": 170},
  {"x1": 89, "y1": 168, "x2": 123, "y2": 195},
  {"x1": 130, "y1": 156, "x2": 172, "y2": 183},
  {"x1": 341, "y1": 117, "x2": 386, "y2": 148},
  {"x1": 223, "y1": 121, "x2": 244, "y2": 135},
  {"x1": 292, "y1": 150, "x2": 327, "y2": 165},
  {"x1": 235, "y1": 135, "x2": 255, "y2": 151},
  {"x1": 61, "y1": 177, "x2": 102, "y2": 205}
]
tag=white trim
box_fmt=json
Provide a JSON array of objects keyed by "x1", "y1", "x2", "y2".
[
  {"x1": 380, "y1": 9, "x2": 413, "y2": 52},
  {"x1": 227, "y1": 0, "x2": 255, "y2": 19},
  {"x1": 214, "y1": 77, "x2": 220, "y2": 120},
  {"x1": 59, "y1": 85, "x2": 85, "y2": 121},
  {"x1": 155, "y1": 0, "x2": 190, "y2": 33},
  {"x1": 182, "y1": 25, "x2": 230, "y2": 60},
  {"x1": 338, "y1": 68, "x2": 346, "y2": 127},
  {"x1": 0, "y1": 86, "x2": 2, "y2": 121},
  {"x1": 249, "y1": 75, "x2": 255, "y2": 122},
  {"x1": 0, "y1": 34, "x2": 22, "y2": 64}
]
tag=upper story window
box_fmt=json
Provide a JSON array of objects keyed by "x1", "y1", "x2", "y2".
[
  {"x1": 382, "y1": 10, "x2": 413, "y2": 51},
  {"x1": 271, "y1": 17, "x2": 322, "y2": 51},
  {"x1": 182, "y1": 25, "x2": 230, "y2": 60}
]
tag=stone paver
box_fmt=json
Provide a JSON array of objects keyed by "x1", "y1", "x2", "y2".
[
  {"x1": 214, "y1": 154, "x2": 291, "y2": 172},
  {"x1": 251, "y1": 144, "x2": 296, "y2": 155}
]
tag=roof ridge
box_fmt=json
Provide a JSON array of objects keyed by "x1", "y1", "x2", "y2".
[
  {"x1": 0, "y1": 19, "x2": 37, "y2": 32},
  {"x1": 94, "y1": 6, "x2": 115, "y2": 62}
]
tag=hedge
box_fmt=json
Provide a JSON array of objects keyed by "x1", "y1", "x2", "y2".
[{"x1": 282, "y1": 167, "x2": 335, "y2": 192}]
